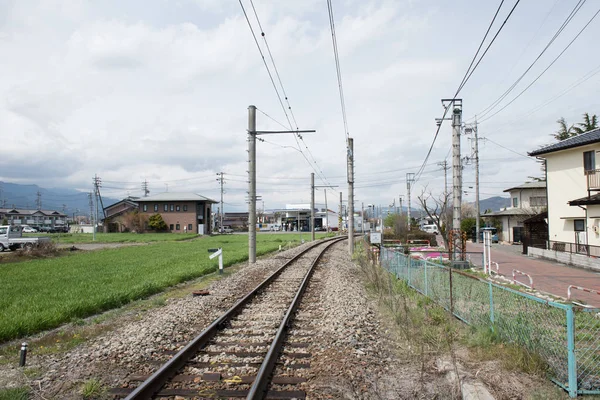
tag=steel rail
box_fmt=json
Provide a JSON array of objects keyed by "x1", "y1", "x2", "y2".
[
  {"x1": 247, "y1": 237, "x2": 344, "y2": 399},
  {"x1": 124, "y1": 236, "x2": 343, "y2": 400}
]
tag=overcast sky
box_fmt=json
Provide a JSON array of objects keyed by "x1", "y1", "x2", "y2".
[{"x1": 1, "y1": 0, "x2": 599, "y2": 212}]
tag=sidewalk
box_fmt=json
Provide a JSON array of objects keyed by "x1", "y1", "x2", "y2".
[{"x1": 465, "y1": 241, "x2": 600, "y2": 308}]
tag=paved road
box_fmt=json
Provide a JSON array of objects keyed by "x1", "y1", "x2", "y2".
[{"x1": 466, "y1": 241, "x2": 600, "y2": 307}]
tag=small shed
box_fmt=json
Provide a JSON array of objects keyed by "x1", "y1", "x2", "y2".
[{"x1": 522, "y1": 211, "x2": 548, "y2": 254}]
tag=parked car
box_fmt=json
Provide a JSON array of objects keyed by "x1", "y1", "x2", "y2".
[
  {"x1": 22, "y1": 226, "x2": 38, "y2": 233},
  {"x1": 422, "y1": 224, "x2": 439, "y2": 235},
  {"x1": 221, "y1": 226, "x2": 234, "y2": 234},
  {"x1": 479, "y1": 227, "x2": 499, "y2": 243}
]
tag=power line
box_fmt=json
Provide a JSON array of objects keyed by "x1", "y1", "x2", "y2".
[
  {"x1": 414, "y1": 0, "x2": 520, "y2": 184},
  {"x1": 478, "y1": 5, "x2": 600, "y2": 124},
  {"x1": 473, "y1": 0, "x2": 586, "y2": 121},
  {"x1": 326, "y1": 0, "x2": 349, "y2": 143}
]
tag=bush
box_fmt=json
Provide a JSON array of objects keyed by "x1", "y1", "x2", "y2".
[{"x1": 148, "y1": 213, "x2": 168, "y2": 232}]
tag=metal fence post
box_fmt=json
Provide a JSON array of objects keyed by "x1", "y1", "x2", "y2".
[
  {"x1": 566, "y1": 305, "x2": 578, "y2": 398},
  {"x1": 449, "y1": 267, "x2": 454, "y2": 314},
  {"x1": 488, "y1": 281, "x2": 495, "y2": 331},
  {"x1": 408, "y1": 256, "x2": 412, "y2": 287},
  {"x1": 424, "y1": 262, "x2": 428, "y2": 296}
]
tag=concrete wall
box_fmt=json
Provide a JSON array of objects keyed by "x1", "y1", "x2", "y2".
[
  {"x1": 507, "y1": 188, "x2": 547, "y2": 211},
  {"x1": 528, "y1": 247, "x2": 600, "y2": 272}
]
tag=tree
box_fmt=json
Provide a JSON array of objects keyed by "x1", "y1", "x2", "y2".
[
  {"x1": 148, "y1": 213, "x2": 168, "y2": 231},
  {"x1": 115, "y1": 211, "x2": 148, "y2": 233},
  {"x1": 417, "y1": 188, "x2": 450, "y2": 250},
  {"x1": 553, "y1": 117, "x2": 575, "y2": 141},
  {"x1": 572, "y1": 112, "x2": 598, "y2": 135}
]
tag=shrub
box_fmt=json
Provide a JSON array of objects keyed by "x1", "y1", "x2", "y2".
[{"x1": 148, "y1": 213, "x2": 168, "y2": 232}]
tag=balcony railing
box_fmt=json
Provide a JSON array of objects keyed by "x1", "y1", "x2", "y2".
[{"x1": 586, "y1": 169, "x2": 600, "y2": 191}]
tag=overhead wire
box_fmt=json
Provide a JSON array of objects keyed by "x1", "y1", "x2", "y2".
[
  {"x1": 240, "y1": 2, "x2": 335, "y2": 190},
  {"x1": 478, "y1": 5, "x2": 600, "y2": 124},
  {"x1": 473, "y1": 0, "x2": 587, "y2": 121},
  {"x1": 414, "y1": 0, "x2": 519, "y2": 184}
]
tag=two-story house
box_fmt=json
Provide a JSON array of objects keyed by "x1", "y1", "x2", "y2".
[
  {"x1": 529, "y1": 128, "x2": 600, "y2": 251},
  {"x1": 136, "y1": 192, "x2": 217, "y2": 234},
  {"x1": 482, "y1": 181, "x2": 547, "y2": 243}
]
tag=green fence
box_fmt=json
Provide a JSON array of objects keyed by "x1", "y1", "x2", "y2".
[{"x1": 381, "y1": 247, "x2": 600, "y2": 397}]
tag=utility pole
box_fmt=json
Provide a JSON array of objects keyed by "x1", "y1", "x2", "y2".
[
  {"x1": 324, "y1": 190, "x2": 328, "y2": 232},
  {"x1": 35, "y1": 191, "x2": 42, "y2": 210},
  {"x1": 347, "y1": 137, "x2": 354, "y2": 255},
  {"x1": 406, "y1": 173, "x2": 414, "y2": 230},
  {"x1": 310, "y1": 173, "x2": 315, "y2": 241},
  {"x1": 362, "y1": 202, "x2": 365, "y2": 233},
  {"x1": 465, "y1": 119, "x2": 480, "y2": 243},
  {"x1": 93, "y1": 175, "x2": 101, "y2": 241},
  {"x1": 216, "y1": 172, "x2": 225, "y2": 233},
  {"x1": 142, "y1": 180, "x2": 150, "y2": 197},
  {"x1": 88, "y1": 193, "x2": 93, "y2": 224},
  {"x1": 338, "y1": 192, "x2": 343, "y2": 234},
  {"x1": 438, "y1": 160, "x2": 449, "y2": 199},
  {"x1": 246, "y1": 105, "x2": 316, "y2": 263},
  {"x1": 399, "y1": 195, "x2": 403, "y2": 216},
  {"x1": 248, "y1": 105, "x2": 257, "y2": 263}
]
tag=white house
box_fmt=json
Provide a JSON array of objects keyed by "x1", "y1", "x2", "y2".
[
  {"x1": 483, "y1": 182, "x2": 547, "y2": 243},
  {"x1": 528, "y1": 128, "x2": 600, "y2": 249}
]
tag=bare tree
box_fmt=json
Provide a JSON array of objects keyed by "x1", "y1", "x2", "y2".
[{"x1": 417, "y1": 188, "x2": 450, "y2": 250}]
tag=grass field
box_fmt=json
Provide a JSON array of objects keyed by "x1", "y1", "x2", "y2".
[
  {"x1": 25, "y1": 232, "x2": 199, "y2": 243},
  {"x1": 0, "y1": 233, "x2": 329, "y2": 343}
]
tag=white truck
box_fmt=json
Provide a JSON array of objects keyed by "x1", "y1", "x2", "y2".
[{"x1": 0, "y1": 225, "x2": 51, "y2": 251}]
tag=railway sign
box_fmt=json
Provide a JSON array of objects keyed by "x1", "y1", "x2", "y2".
[
  {"x1": 370, "y1": 232, "x2": 382, "y2": 244},
  {"x1": 208, "y1": 248, "x2": 223, "y2": 274}
]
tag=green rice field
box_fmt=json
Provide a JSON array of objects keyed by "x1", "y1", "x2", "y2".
[{"x1": 0, "y1": 233, "x2": 328, "y2": 343}]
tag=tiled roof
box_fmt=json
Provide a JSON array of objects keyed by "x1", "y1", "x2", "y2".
[
  {"x1": 0, "y1": 208, "x2": 67, "y2": 216},
  {"x1": 528, "y1": 128, "x2": 600, "y2": 156},
  {"x1": 503, "y1": 181, "x2": 546, "y2": 192},
  {"x1": 481, "y1": 208, "x2": 533, "y2": 217},
  {"x1": 568, "y1": 193, "x2": 600, "y2": 206},
  {"x1": 135, "y1": 192, "x2": 217, "y2": 203}
]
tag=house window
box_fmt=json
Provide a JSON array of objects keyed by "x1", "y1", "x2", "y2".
[
  {"x1": 530, "y1": 197, "x2": 547, "y2": 207},
  {"x1": 584, "y1": 150, "x2": 595, "y2": 172},
  {"x1": 154, "y1": 204, "x2": 158, "y2": 212},
  {"x1": 164, "y1": 204, "x2": 168, "y2": 212},
  {"x1": 170, "y1": 204, "x2": 174, "y2": 212},
  {"x1": 188, "y1": 223, "x2": 193, "y2": 231},
  {"x1": 143, "y1": 204, "x2": 147, "y2": 212},
  {"x1": 176, "y1": 223, "x2": 180, "y2": 230},
  {"x1": 169, "y1": 224, "x2": 174, "y2": 231},
  {"x1": 176, "y1": 205, "x2": 180, "y2": 212},
  {"x1": 574, "y1": 219, "x2": 585, "y2": 232},
  {"x1": 513, "y1": 197, "x2": 519, "y2": 207},
  {"x1": 183, "y1": 205, "x2": 188, "y2": 211}
]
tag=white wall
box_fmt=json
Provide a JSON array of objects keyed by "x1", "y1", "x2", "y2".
[
  {"x1": 545, "y1": 144, "x2": 594, "y2": 243},
  {"x1": 506, "y1": 188, "x2": 546, "y2": 212}
]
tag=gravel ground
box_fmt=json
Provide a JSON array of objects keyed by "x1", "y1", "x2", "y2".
[{"x1": 0, "y1": 239, "x2": 566, "y2": 399}]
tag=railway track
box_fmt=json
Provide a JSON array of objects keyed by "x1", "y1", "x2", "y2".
[{"x1": 110, "y1": 236, "x2": 346, "y2": 400}]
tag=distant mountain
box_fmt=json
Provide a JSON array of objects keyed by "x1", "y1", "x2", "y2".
[
  {"x1": 0, "y1": 181, "x2": 119, "y2": 217},
  {"x1": 478, "y1": 196, "x2": 510, "y2": 212}
]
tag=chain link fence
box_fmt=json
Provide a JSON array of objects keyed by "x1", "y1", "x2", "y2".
[{"x1": 380, "y1": 247, "x2": 600, "y2": 397}]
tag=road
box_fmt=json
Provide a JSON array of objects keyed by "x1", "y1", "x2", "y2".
[{"x1": 466, "y1": 241, "x2": 600, "y2": 308}]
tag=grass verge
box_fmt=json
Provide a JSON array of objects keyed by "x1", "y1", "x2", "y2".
[
  {"x1": 0, "y1": 233, "x2": 328, "y2": 343},
  {"x1": 0, "y1": 387, "x2": 29, "y2": 400}
]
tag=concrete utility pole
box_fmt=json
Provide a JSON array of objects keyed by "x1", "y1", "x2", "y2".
[
  {"x1": 246, "y1": 105, "x2": 316, "y2": 263},
  {"x1": 310, "y1": 173, "x2": 315, "y2": 241},
  {"x1": 142, "y1": 180, "x2": 150, "y2": 197},
  {"x1": 406, "y1": 173, "x2": 415, "y2": 230},
  {"x1": 35, "y1": 191, "x2": 42, "y2": 210},
  {"x1": 465, "y1": 119, "x2": 480, "y2": 243},
  {"x1": 347, "y1": 137, "x2": 354, "y2": 255},
  {"x1": 93, "y1": 174, "x2": 102, "y2": 241},
  {"x1": 338, "y1": 192, "x2": 343, "y2": 234},
  {"x1": 450, "y1": 101, "x2": 463, "y2": 234},
  {"x1": 248, "y1": 106, "x2": 257, "y2": 263},
  {"x1": 324, "y1": 190, "x2": 328, "y2": 232},
  {"x1": 88, "y1": 192, "x2": 93, "y2": 226},
  {"x1": 362, "y1": 202, "x2": 365, "y2": 233},
  {"x1": 399, "y1": 195, "x2": 403, "y2": 216},
  {"x1": 217, "y1": 172, "x2": 225, "y2": 233},
  {"x1": 438, "y1": 160, "x2": 449, "y2": 199}
]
